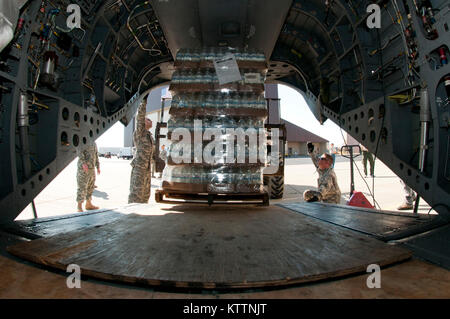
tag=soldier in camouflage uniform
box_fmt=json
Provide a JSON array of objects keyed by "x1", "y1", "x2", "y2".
[
  {"x1": 76, "y1": 141, "x2": 100, "y2": 212},
  {"x1": 158, "y1": 144, "x2": 167, "y2": 178},
  {"x1": 128, "y1": 99, "x2": 155, "y2": 203},
  {"x1": 397, "y1": 179, "x2": 416, "y2": 210},
  {"x1": 303, "y1": 143, "x2": 341, "y2": 204}
]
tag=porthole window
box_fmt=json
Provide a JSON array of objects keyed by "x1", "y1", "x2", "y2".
[
  {"x1": 62, "y1": 108, "x2": 69, "y2": 121},
  {"x1": 73, "y1": 134, "x2": 79, "y2": 147},
  {"x1": 61, "y1": 132, "x2": 69, "y2": 146}
]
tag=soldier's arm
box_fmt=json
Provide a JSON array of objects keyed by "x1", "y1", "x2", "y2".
[
  {"x1": 331, "y1": 173, "x2": 340, "y2": 190},
  {"x1": 135, "y1": 99, "x2": 147, "y2": 139},
  {"x1": 308, "y1": 151, "x2": 319, "y2": 168},
  {"x1": 151, "y1": 134, "x2": 156, "y2": 160},
  {"x1": 94, "y1": 144, "x2": 100, "y2": 169},
  {"x1": 77, "y1": 147, "x2": 90, "y2": 172},
  {"x1": 77, "y1": 147, "x2": 89, "y2": 164}
]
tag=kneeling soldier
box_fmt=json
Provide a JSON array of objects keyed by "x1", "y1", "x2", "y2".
[{"x1": 303, "y1": 142, "x2": 341, "y2": 204}]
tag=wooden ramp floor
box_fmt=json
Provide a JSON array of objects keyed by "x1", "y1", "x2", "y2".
[
  {"x1": 3, "y1": 204, "x2": 145, "y2": 239},
  {"x1": 7, "y1": 205, "x2": 412, "y2": 289},
  {"x1": 279, "y1": 202, "x2": 447, "y2": 241}
]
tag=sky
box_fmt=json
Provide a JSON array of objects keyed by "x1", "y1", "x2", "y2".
[
  {"x1": 278, "y1": 85, "x2": 347, "y2": 147},
  {"x1": 96, "y1": 120, "x2": 124, "y2": 148},
  {"x1": 96, "y1": 84, "x2": 347, "y2": 148}
]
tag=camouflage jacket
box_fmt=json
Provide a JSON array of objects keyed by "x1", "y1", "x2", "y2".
[
  {"x1": 309, "y1": 152, "x2": 341, "y2": 201},
  {"x1": 77, "y1": 142, "x2": 99, "y2": 170},
  {"x1": 131, "y1": 100, "x2": 154, "y2": 169}
]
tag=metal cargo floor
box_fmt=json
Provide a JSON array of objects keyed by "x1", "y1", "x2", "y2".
[{"x1": 278, "y1": 202, "x2": 447, "y2": 241}]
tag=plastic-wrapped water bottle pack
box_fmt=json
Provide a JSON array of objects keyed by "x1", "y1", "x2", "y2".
[
  {"x1": 170, "y1": 92, "x2": 266, "y2": 110},
  {"x1": 162, "y1": 48, "x2": 268, "y2": 194},
  {"x1": 176, "y1": 47, "x2": 265, "y2": 62}
]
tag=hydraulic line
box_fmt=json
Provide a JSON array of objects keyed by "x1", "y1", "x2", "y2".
[
  {"x1": 412, "y1": 87, "x2": 431, "y2": 214},
  {"x1": 389, "y1": 1, "x2": 414, "y2": 86},
  {"x1": 18, "y1": 92, "x2": 37, "y2": 218},
  {"x1": 127, "y1": 1, "x2": 162, "y2": 56},
  {"x1": 418, "y1": 87, "x2": 431, "y2": 173},
  {"x1": 18, "y1": 93, "x2": 31, "y2": 179}
]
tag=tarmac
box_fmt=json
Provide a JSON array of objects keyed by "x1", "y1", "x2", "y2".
[{"x1": 17, "y1": 155, "x2": 434, "y2": 221}]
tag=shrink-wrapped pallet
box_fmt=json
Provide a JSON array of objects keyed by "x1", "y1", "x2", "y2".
[{"x1": 162, "y1": 47, "x2": 268, "y2": 194}]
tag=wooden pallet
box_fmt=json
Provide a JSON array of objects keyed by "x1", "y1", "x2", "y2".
[{"x1": 155, "y1": 189, "x2": 269, "y2": 206}]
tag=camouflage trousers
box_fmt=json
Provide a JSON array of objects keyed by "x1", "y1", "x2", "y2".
[
  {"x1": 76, "y1": 168, "x2": 95, "y2": 202},
  {"x1": 303, "y1": 190, "x2": 340, "y2": 204},
  {"x1": 151, "y1": 159, "x2": 156, "y2": 177},
  {"x1": 128, "y1": 164, "x2": 151, "y2": 204},
  {"x1": 400, "y1": 179, "x2": 416, "y2": 205},
  {"x1": 362, "y1": 151, "x2": 375, "y2": 176}
]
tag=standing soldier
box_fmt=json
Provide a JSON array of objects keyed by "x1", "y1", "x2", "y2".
[
  {"x1": 128, "y1": 99, "x2": 155, "y2": 203},
  {"x1": 361, "y1": 144, "x2": 375, "y2": 177},
  {"x1": 303, "y1": 142, "x2": 341, "y2": 204},
  {"x1": 76, "y1": 141, "x2": 100, "y2": 212}
]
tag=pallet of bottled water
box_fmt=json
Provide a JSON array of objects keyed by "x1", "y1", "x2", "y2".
[
  {"x1": 174, "y1": 47, "x2": 267, "y2": 69},
  {"x1": 160, "y1": 47, "x2": 269, "y2": 197}
]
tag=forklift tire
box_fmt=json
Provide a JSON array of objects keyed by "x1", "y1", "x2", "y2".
[{"x1": 264, "y1": 175, "x2": 284, "y2": 199}]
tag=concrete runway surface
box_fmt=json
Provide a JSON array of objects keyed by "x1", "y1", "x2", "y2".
[{"x1": 17, "y1": 155, "x2": 434, "y2": 220}]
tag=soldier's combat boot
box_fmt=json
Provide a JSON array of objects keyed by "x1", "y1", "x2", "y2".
[
  {"x1": 397, "y1": 202, "x2": 413, "y2": 210},
  {"x1": 310, "y1": 196, "x2": 320, "y2": 202},
  {"x1": 85, "y1": 199, "x2": 99, "y2": 210}
]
